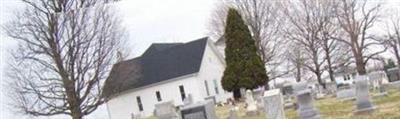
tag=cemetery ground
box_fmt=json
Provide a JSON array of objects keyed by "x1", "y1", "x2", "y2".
[
  {"x1": 214, "y1": 89, "x2": 400, "y2": 119},
  {"x1": 144, "y1": 89, "x2": 400, "y2": 119}
]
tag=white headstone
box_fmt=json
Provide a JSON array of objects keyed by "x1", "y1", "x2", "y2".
[
  {"x1": 253, "y1": 88, "x2": 264, "y2": 110},
  {"x1": 336, "y1": 86, "x2": 356, "y2": 101},
  {"x1": 325, "y1": 82, "x2": 337, "y2": 94},
  {"x1": 314, "y1": 85, "x2": 325, "y2": 99},
  {"x1": 154, "y1": 101, "x2": 180, "y2": 119},
  {"x1": 245, "y1": 90, "x2": 258, "y2": 116},
  {"x1": 354, "y1": 75, "x2": 375, "y2": 114},
  {"x1": 228, "y1": 107, "x2": 239, "y2": 119},
  {"x1": 293, "y1": 82, "x2": 308, "y2": 94},
  {"x1": 131, "y1": 113, "x2": 140, "y2": 119},
  {"x1": 263, "y1": 89, "x2": 285, "y2": 119}
]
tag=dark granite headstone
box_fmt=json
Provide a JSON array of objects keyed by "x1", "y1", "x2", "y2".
[
  {"x1": 180, "y1": 100, "x2": 216, "y2": 119},
  {"x1": 282, "y1": 83, "x2": 294, "y2": 96}
]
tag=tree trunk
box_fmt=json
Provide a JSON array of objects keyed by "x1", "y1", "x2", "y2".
[
  {"x1": 395, "y1": 50, "x2": 400, "y2": 82},
  {"x1": 296, "y1": 62, "x2": 301, "y2": 82},
  {"x1": 66, "y1": 84, "x2": 83, "y2": 119},
  {"x1": 326, "y1": 54, "x2": 335, "y2": 82},
  {"x1": 71, "y1": 111, "x2": 83, "y2": 119},
  {"x1": 316, "y1": 70, "x2": 326, "y2": 89},
  {"x1": 324, "y1": 41, "x2": 335, "y2": 82},
  {"x1": 393, "y1": 46, "x2": 400, "y2": 68},
  {"x1": 355, "y1": 53, "x2": 367, "y2": 75},
  {"x1": 233, "y1": 88, "x2": 242, "y2": 101}
]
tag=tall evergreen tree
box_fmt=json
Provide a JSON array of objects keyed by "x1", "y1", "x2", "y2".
[{"x1": 221, "y1": 8, "x2": 268, "y2": 99}]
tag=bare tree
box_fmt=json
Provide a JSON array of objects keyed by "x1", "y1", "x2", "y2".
[
  {"x1": 208, "y1": 2, "x2": 229, "y2": 41},
  {"x1": 334, "y1": 0, "x2": 385, "y2": 75},
  {"x1": 284, "y1": 0, "x2": 337, "y2": 88},
  {"x1": 313, "y1": 0, "x2": 346, "y2": 83},
  {"x1": 232, "y1": 0, "x2": 284, "y2": 65},
  {"x1": 208, "y1": 0, "x2": 286, "y2": 81},
  {"x1": 4, "y1": 0, "x2": 125, "y2": 119},
  {"x1": 320, "y1": 13, "x2": 353, "y2": 82},
  {"x1": 383, "y1": 11, "x2": 400, "y2": 68},
  {"x1": 286, "y1": 42, "x2": 307, "y2": 82}
]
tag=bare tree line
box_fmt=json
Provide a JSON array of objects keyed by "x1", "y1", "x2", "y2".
[
  {"x1": 382, "y1": 9, "x2": 400, "y2": 69},
  {"x1": 209, "y1": 0, "x2": 397, "y2": 88},
  {"x1": 4, "y1": 0, "x2": 125, "y2": 119}
]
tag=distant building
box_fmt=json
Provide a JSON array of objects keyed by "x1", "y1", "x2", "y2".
[
  {"x1": 103, "y1": 37, "x2": 231, "y2": 118},
  {"x1": 333, "y1": 66, "x2": 357, "y2": 86}
]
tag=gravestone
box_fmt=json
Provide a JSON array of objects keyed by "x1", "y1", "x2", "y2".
[
  {"x1": 131, "y1": 113, "x2": 140, "y2": 119},
  {"x1": 283, "y1": 95, "x2": 295, "y2": 109},
  {"x1": 240, "y1": 88, "x2": 246, "y2": 98},
  {"x1": 245, "y1": 90, "x2": 258, "y2": 116},
  {"x1": 369, "y1": 72, "x2": 389, "y2": 97},
  {"x1": 180, "y1": 100, "x2": 217, "y2": 119},
  {"x1": 228, "y1": 107, "x2": 239, "y2": 119},
  {"x1": 384, "y1": 80, "x2": 400, "y2": 90},
  {"x1": 154, "y1": 101, "x2": 180, "y2": 119},
  {"x1": 368, "y1": 73, "x2": 379, "y2": 91},
  {"x1": 336, "y1": 85, "x2": 355, "y2": 101},
  {"x1": 293, "y1": 82, "x2": 308, "y2": 93},
  {"x1": 325, "y1": 82, "x2": 337, "y2": 94},
  {"x1": 263, "y1": 89, "x2": 285, "y2": 119},
  {"x1": 354, "y1": 75, "x2": 375, "y2": 114},
  {"x1": 282, "y1": 83, "x2": 295, "y2": 109},
  {"x1": 314, "y1": 84, "x2": 325, "y2": 99},
  {"x1": 282, "y1": 83, "x2": 294, "y2": 96},
  {"x1": 368, "y1": 71, "x2": 388, "y2": 91},
  {"x1": 252, "y1": 88, "x2": 264, "y2": 110},
  {"x1": 296, "y1": 89, "x2": 320, "y2": 119}
]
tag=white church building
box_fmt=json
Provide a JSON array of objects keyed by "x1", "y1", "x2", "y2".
[{"x1": 103, "y1": 37, "x2": 232, "y2": 118}]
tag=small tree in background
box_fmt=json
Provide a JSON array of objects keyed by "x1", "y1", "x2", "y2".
[
  {"x1": 384, "y1": 59, "x2": 396, "y2": 71},
  {"x1": 221, "y1": 8, "x2": 268, "y2": 99}
]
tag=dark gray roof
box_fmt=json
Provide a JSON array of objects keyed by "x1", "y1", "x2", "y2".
[{"x1": 103, "y1": 37, "x2": 208, "y2": 99}]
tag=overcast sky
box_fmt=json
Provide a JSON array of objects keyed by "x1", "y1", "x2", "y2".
[{"x1": 0, "y1": 0, "x2": 399, "y2": 119}]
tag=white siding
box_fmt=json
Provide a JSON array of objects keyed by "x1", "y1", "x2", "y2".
[
  {"x1": 335, "y1": 73, "x2": 354, "y2": 85},
  {"x1": 106, "y1": 39, "x2": 231, "y2": 119},
  {"x1": 106, "y1": 75, "x2": 202, "y2": 119},
  {"x1": 196, "y1": 40, "x2": 231, "y2": 103}
]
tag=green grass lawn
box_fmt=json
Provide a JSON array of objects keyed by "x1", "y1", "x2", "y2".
[
  {"x1": 214, "y1": 89, "x2": 400, "y2": 119},
  {"x1": 146, "y1": 89, "x2": 400, "y2": 119}
]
